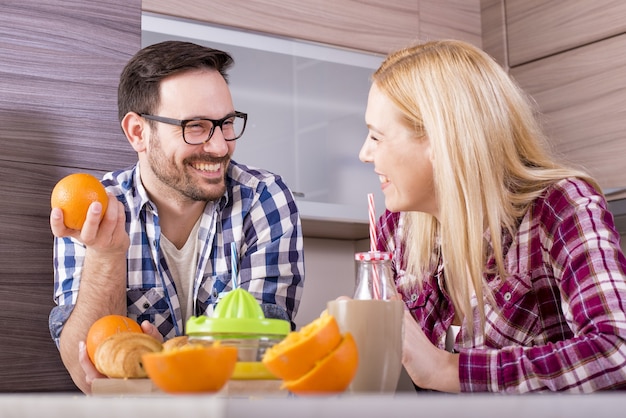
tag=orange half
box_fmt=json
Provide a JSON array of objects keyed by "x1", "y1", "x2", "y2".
[
  {"x1": 142, "y1": 343, "x2": 238, "y2": 394},
  {"x1": 281, "y1": 332, "x2": 359, "y2": 395},
  {"x1": 262, "y1": 313, "x2": 342, "y2": 381}
]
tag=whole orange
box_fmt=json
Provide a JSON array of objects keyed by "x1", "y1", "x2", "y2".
[
  {"x1": 281, "y1": 332, "x2": 359, "y2": 395},
  {"x1": 50, "y1": 173, "x2": 108, "y2": 230},
  {"x1": 85, "y1": 314, "x2": 143, "y2": 364},
  {"x1": 262, "y1": 313, "x2": 342, "y2": 381},
  {"x1": 142, "y1": 343, "x2": 238, "y2": 394}
]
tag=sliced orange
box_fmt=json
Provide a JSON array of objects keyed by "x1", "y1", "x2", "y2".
[
  {"x1": 281, "y1": 333, "x2": 358, "y2": 395},
  {"x1": 142, "y1": 343, "x2": 237, "y2": 394},
  {"x1": 262, "y1": 313, "x2": 342, "y2": 381}
]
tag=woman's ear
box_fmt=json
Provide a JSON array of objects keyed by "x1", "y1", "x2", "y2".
[
  {"x1": 121, "y1": 112, "x2": 148, "y2": 152},
  {"x1": 426, "y1": 138, "x2": 434, "y2": 163}
]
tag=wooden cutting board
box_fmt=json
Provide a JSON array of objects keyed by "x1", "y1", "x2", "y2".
[{"x1": 91, "y1": 378, "x2": 286, "y2": 397}]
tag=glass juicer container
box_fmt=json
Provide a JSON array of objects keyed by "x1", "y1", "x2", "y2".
[{"x1": 186, "y1": 288, "x2": 290, "y2": 379}]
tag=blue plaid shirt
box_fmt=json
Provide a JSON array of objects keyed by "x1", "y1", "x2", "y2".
[{"x1": 50, "y1": 160, "x2": 304, "y2": 344}]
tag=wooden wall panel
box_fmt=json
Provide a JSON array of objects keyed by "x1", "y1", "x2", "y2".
[
  {"x1": 0, "y1": 2, "x2": 138, "y2": 171},
  {"x1": 419, "y1": 0, "x2": 482, "y2": 48},
  {"x1": 143, "y1": 0, "x2": 485, "y2": 55},
  {"x1": 0, "y1": 164, "x2": 71, "y2": 391},
  {"x1": 480, "y1": 0, "x2": 506, "y2": 67},
  {"x1": 143, "y1": 0, "x2": 420, "y2": 54},
  {"x1": 0, "y1": 0, "x2": 141, "y2": 392},
  {"x1": 510, "y1": 34, "x2": 626, "y2": 190},
  {"x1": 506, "y1": 0, "x2": 626, "y2": 66}
]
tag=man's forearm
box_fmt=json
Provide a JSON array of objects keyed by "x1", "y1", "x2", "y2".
[{"x1": 58, "y1": 251, "x2": 127, "y2": 393}]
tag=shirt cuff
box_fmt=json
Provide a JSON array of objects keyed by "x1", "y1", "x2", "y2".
[
  {"x1": 458, "y1": 348, "x2": 499, "y2": 392},
  {"x1": 48, "y1": 304, "x2": 75, "y2": 348}
]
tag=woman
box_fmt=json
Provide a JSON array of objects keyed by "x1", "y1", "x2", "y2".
[{"x1": 359, "y1": 39, "x2": 626, "y2": 393}]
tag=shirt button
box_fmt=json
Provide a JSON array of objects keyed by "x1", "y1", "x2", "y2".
[
  {"x1": 212, "y1": 289, "x2": 218, "y2": 299},
  {"x1": 410, "y1": 294, "x2": 418, "y2": 302},
  {"x1": 143, "y1": 302, "x2": 150, "y2": 309},
  {"x1": 504, "y1": 292, "x2": 512, "y2": 301}
]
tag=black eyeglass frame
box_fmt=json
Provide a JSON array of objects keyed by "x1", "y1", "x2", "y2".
[{"x1": 139, "y1": 111, "x2": 248, "y2": 144}]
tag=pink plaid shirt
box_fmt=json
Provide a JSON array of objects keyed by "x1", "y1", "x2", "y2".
[{"x1": 377, "y1": 178, "x2": 626, "y2": 393}]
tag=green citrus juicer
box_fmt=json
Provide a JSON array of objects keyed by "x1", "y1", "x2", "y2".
[{"x1": 186, "y1": 287, "x2": 290, "y2": 379}]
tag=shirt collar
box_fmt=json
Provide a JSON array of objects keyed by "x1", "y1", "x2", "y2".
[
  {"x1": 131, "y1": 162, "x2": 154, "y2": 218},
  {"x1": 130, "y1": 161, "x2": 232, "y2": 217}
]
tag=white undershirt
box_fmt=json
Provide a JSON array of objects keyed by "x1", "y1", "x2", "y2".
[{"x1": 160, "y1": 218, "x2": 201, "y2": 323}]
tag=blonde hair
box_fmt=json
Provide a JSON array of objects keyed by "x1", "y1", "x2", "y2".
[{"x1": 373, "y1": 40, "x2": 598, "y2": 337}]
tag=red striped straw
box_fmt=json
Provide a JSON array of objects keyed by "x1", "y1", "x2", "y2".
[
  {"x1": 368, "y1": 193, "x2": 381, "y2": 299},
  {"x1": 368, "y1": 193, "x2": 377, "y2": 252}
]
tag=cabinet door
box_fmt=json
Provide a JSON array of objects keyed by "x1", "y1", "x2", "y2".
[
  {"x1": 506, "y1": 0, "x2": 626, "y2": 66},
  {"x1": 143, "y1": 16, "x2": 384, "y2": 239},
  {"x1": 510, "y1": 34, "x2": 626, "y2": 190}
]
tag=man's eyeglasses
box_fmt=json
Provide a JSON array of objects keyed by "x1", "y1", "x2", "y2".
[{"x1": 139, "y1": 112, "x2": 247, "y2": 145}]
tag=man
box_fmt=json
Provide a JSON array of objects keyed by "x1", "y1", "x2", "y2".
[{"x1": 49, "y1": 41, "x2": 305, "y2": 393}]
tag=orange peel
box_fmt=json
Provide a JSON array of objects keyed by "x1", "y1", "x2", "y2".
[
  {"x1": 262, "y1": 313, "x2": 342, "y2": 381},
  {"x1": 281, "y1": 333, "x2": 358, "y2": 395},
  {"x1": 142, "y1": 343, "x2": 237, "y2": 394}
]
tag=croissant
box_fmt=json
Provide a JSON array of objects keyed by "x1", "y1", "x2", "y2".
[
  {"x1": 162, "y1": 335, "x2": 190, "y2": 351},
  {"x1": 94, "y1": 332, "x2": 163, "y2": 378}
]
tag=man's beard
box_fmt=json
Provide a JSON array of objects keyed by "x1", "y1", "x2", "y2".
[{"x1": 147, "y1": 132, "x2": 229, "y2": 202}]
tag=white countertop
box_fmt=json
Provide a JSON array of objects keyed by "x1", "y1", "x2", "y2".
[{"x1": 1, "y1": 392, "x2": 624, "y2": 418}]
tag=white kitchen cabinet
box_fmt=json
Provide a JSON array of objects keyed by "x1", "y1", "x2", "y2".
[{"x1": 143, "y1": 14, "x2": 385, "y2": 238}]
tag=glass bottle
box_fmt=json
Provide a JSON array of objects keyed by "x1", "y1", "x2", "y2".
[{"x1": 353, "y1": 251, "x2": 398, "y2": 300}]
